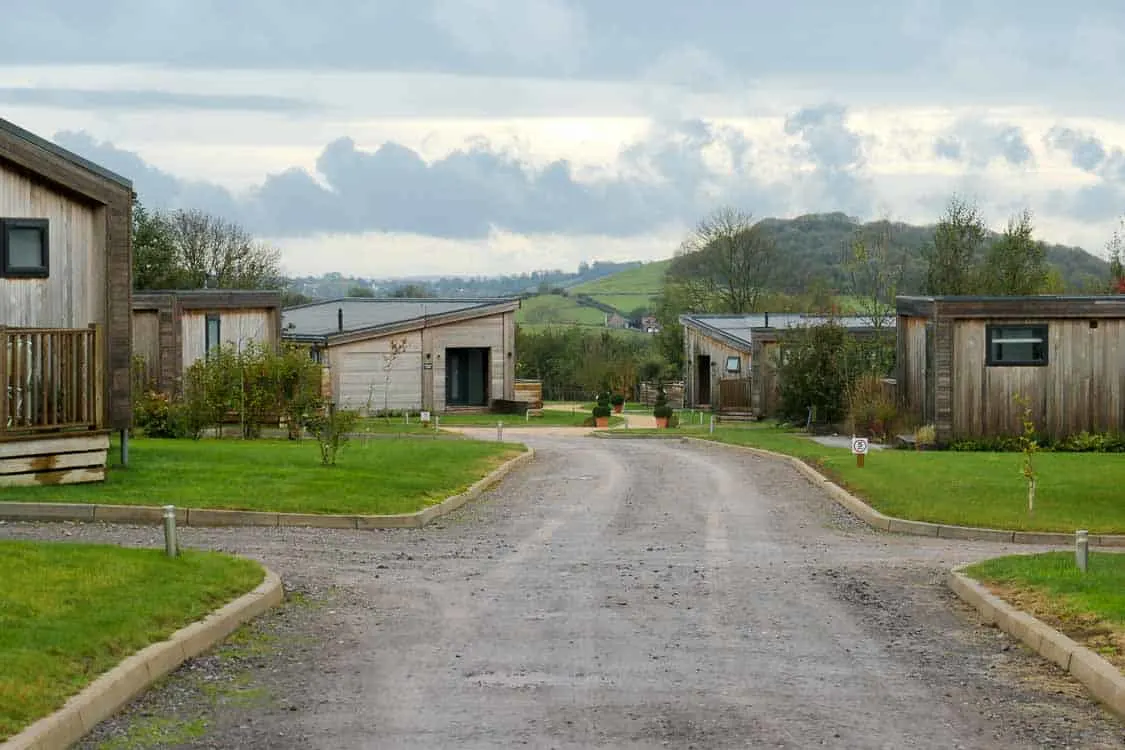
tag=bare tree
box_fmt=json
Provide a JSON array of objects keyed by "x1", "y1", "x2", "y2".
[
  {"x1": 844, "y1": 218, "x2": 907, "y2": 331},
  {"x1": 165, "y1": 209, "x2": 282, "y2": 289},
  {"x1": 668, "y1": 207, "x2": 777, "y2": 314}
]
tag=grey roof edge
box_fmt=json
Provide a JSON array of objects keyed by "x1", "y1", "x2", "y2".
[
  {"x1": 282, "y1": 296, "x2": 522, "y2": 313},
  {"x1": 0, "y1": 117, "x2": 133, "y2": 190},
  {"x1": 679, "y1": 314, "x2": 754, "y2": 350},
  {"x1": 284, "y1": 298, "x2": 520, "y2": 341},
  {"x1": 897, "y1": 294, "x2": 1125, "y2": 303}
]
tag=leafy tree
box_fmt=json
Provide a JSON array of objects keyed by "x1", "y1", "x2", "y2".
[
  {"x1": 347, "y1": 284, "x2": 375, "y2": 297},
  {"x1": 389, "y1": 283, "x2": 433, "y2": 298},
  {"x1": 668, "y1": 207, "x2": 777, "y2": 314},
  {"x1": 132, "y1": 197, "x2": 181, "y2": 290},
  {"x1": 1107, "y1": 222, "x2": 1125, "y2": 293},
  {"x1": 923, "y1": 196, "x2": 987, "y2": 295},
  {"x1": 979, "y1": 209, "x2": 1049, "y2": 296}
]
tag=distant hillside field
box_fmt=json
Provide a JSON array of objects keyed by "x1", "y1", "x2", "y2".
[
  {"x1": 515, "y1": 294, "x2": 607, "y2": 326},
  {"x1": 570, "y1": 259, "x2": 671, "y2": 296}
]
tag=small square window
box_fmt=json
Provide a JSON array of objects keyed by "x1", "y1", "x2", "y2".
[
  {"x1": 987, "y1": 324, "x2": 1048, "y2": 366},
  {"x1": 1, "y1": 218, "x2": 49, "y2": 278},
  {"x1": 725, "y1": 355, "x2": 741, "y2": 373}
]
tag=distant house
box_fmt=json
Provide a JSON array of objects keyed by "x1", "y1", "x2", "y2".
[
  {"x1": 640, "y1": 315, "x2": 661, "y2": 334},
  {"x1": 282, "y1": 297, "x2": 520, "y2": 413},
  {"x1": 680, "y1": 313, "x2": 888, "y2": 415},
  {"x1": 0, "y1": 117, "x2": 134, "y2": 486},
  {"x1": 132, "y1": 290, "x2": 283, "y2": 395},
  {"x1": 897, "y1": 295, "x2": 1125, "y2": 443}
]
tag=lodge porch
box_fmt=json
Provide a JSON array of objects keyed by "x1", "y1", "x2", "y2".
[{"x1": 0, "y1": 326, "x2": 110, "y2": 487}]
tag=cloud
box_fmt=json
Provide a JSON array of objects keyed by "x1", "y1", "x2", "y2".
[
  {"x1": 783, "y1": 103, "x2": 872, "y2": 215},
  {"x1": 428, "y1": 0, "x2": 587, "y2": 72},
  {"x1": 55, "y1": 116, "x2": 780, "y2": 239},
  {"x1": 932, "y1": 119, "x2": 1034, "y2": 169},
  {"x1": 1042, "y1": 126, "x2": 1125, "y2": 221},
  {"x1": 0, "y1": 87, "x2": 316, "y2": 112}
]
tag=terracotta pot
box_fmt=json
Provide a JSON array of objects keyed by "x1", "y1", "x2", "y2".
[
  {"x1": 595, "y1": 416, "x2": 609, "y2": 428},
  {"x1": 613, "y1": 404, "x2": 623, "y2": 413},
  {"x1": 654, "y1": 417, "x2": 669, "y2": 429}
]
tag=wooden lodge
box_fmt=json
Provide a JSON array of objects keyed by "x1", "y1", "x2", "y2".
[
  {"x1": 0, "y1": 118, "x2": 133, "y2": 486},
  {"x1": 897, "y1": 295, "x2": 1125, "y2": 444}
]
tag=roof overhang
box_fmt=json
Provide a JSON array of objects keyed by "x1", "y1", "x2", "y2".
[{"x1": 283, "y1": 299, "x2": 520, "y2": 347}]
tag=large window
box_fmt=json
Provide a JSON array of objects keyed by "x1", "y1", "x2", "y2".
[
  {"x1": 205, "y1": 315, "x2": 221, "y2": 360},
  {"x1": 987, "y1": 324, "x2": 1048, "y2": 366},
  {"x1": 1, "y1": 218, "x2": 49, "y2": 278}
]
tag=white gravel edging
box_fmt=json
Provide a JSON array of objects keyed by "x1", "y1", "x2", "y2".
[
  {"x1": 948, "y1": 566, "x2": 1125, "y2": 719},
  {"x1": 1, "y1": 566, "x2": 284, "y2": 750}
]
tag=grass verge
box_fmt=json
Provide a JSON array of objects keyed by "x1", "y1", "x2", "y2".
[
  {"x1": 0, "y1": 541, "x2": 264, "y2": 741},
  {"x1": 608, "y1": 422, "x2": 1125, "y2": 533},
  {"x1": 965, "y1": 551, "x2": 1125, "y2": 669},
  {"x1": 0, "y1": 437, "x2": 525, "y2": 515}
]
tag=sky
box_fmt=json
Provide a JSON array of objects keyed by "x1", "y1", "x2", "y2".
[{"x1": 3, "y1": 1, "x2": 1125, "y2": 278}]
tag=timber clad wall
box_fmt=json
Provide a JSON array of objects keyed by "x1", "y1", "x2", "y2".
[
  {"x1": 325, "y1": 311, "x2": 515, "y2": 413},
  {"x1": 0, "y1": 122, "x2": 133, "y2": 430},
  {"x1": 682, "y1": 325, "x2": 750, "y2": 408},
  {"x1": 132, "y1": 291, "x2": 282, "y2": 395},
  {"x1": 897, "y1": 296, "x2": 1125, "y2": 442}
]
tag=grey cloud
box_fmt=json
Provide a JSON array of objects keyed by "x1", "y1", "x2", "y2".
[
  {"x1": 1041, "y1": 126, "x2": 1125, "y2": 220},
  {"x1": 54, "y1": 113, "x2": 807, "y2": 240},
  {"x1": 1044, "y1": 126, "x2": 1119, "y2": 174},
  {"x1": 783, "y1": 103, "x2": 872, "y2": 216},
  {"x1": 2, "y1": 0, "x2": 1122, "y2": 97},
  {"x1": 0, "y1": 87, "x2": 316, "y2": 112},
  {"x1": 933, "y1": 120, "x2": 1034, "y2": 168}
]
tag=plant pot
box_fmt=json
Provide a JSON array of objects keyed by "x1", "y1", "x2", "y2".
[
  {"x1": 595, "y1": 416, "x2": 609, "y2": 428},
  {"x1": 654, "y1": 417, "x2": 668, "y2": 429},
  {"x1": 613, "y1": 404, "x2": 623, "y2": 414}
]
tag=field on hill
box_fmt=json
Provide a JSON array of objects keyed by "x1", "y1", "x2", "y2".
[
  {"x1": 570, "y1": 259, "x2": 670, "y2": 296},
  {"x1": 516, "y1": 294, "x2": 607, "y2": 326}
]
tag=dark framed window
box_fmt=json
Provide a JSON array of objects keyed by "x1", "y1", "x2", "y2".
[
  {"x1": 205, "y1": 314, "x2": 221, "y2": 360},
  {"x1": 987, "y1": 324, "x2": 1048, "y2": 366},
  {"x1": 1, "y1": 218, "x2": 49, "y2": 278}
]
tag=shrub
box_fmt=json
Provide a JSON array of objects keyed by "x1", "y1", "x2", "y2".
[
  {"x1": 592, "y1": 404, "x2": 612, "y2": 419},
  {"x1": 301, "y1": 402, "x2": 361, "y2": 466},
  {"x1": 610, "y1": 394, "x2": 625, "y2": 407},
  {"x1": 913, "y1": 424, "x2": 936, "y2": 448},
  {"x1": 652, "y1": 386, "x2": 674, "y2": 420},
  {"x1": 846, "y1": 373, "x2": 898, "y2": 442}
]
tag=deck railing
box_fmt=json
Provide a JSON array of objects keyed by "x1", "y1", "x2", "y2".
[{"x1": 0, "y1": 325, "x2": 103, "y2": 435}]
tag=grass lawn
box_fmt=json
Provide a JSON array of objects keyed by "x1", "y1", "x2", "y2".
[
  {"x1": 515, "y1": 295, "x2": 607, "y2": 326},
  {"x1": 0, "y1": 541, "x2": 263, "y2": 741},
  {"x1": 965, "y1": 552, "x2": 1125, "y2": 668},
  {"x1": 611, "y1": 422, "x2": 1125, "y2": 533},
  {"x1": 0, "y1": 438, "x2": 524, "y2": 516}
]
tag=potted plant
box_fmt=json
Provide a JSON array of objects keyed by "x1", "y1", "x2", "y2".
[
  {"x1": 594, "y1": 391, "x2": 612, "y2": 425},
  {"x1": 652, "y1": 388, "x2": 673, "y2": 429},
  {"x1": 610, "y1": 393, "x2": 625, "y2": 414}
]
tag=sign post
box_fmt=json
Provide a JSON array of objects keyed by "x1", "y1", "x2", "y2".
[{"x1": 851, "y1": 436, "x2": 869, "y2": 468}]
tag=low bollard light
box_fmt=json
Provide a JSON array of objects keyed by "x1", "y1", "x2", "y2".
[
  {"x1": 709, "y1": 415, "x2": 715, "y2": 434},
  {"x1": 163, "y1": 505, "x2": 178, "y2": 558},
  {"x1": 497, "y1": 421, "x2": 504, "y2": 442},
  {"x1": 1076, "y1": 529, "x2": 1089, "y2": 573}
]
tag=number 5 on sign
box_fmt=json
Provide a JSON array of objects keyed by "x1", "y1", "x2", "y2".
[{"x1": 851, "y1": 436, "x2": 869, "y2": 468}]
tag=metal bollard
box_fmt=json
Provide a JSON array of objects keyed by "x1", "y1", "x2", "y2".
[
  {"x1": 709, "y1": 415, "x2": 715, "y2": 434},
  {"x1": 1076, "y1": 529, "x2": 1089, "y2": 573},
  {"x1": 163, "y1": 505, "x2": 178, "y2": 558},
  {"x1": 497, "y1": 421, "x2": 503, "y2": 442}
]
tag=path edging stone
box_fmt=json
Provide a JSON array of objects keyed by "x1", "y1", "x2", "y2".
[
  {"x1": 0, "y1": 448, "x2": 533, "y2": 531},
  {"x1": 948, "y1": 565, "x2": 1125, "y2": 718},
  {"x1": 1, "y1": 566, "x2": 284, "y2": 750}
]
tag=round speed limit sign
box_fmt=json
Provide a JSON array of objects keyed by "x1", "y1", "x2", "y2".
[{"x1": 851, "y1": 437, "x2": 869, "y2": 455}]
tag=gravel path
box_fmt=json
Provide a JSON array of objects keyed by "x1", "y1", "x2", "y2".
[{"x1": 4, "y1": 434, "x2": 1124, "y2": 749}]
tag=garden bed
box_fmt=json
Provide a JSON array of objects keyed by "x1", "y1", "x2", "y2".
[
  {"x1": 0, "y1": 438, "x2": 525, "y2": 516},
  {"x1": 0, "y1": 541, "x2": 264, "y2": 741}
]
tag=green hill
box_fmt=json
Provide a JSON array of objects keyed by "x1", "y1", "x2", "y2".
[
  {"x1": 568, "y1": 259, "x2": 671, "y2": 316},
  {"x1": 515, "y1": 294, "x2": 607, "y2": 327}
]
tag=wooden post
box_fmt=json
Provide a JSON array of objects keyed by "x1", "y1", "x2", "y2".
[
  {"x1": 0, "y1": 327, "x2": 6, "y2": 434},
  {"x1": 857, "y1": 453, "x2": 865, "y2": 468},
  {"x1": 91, "y1": 324, "x2": 105, "y2": 429}
]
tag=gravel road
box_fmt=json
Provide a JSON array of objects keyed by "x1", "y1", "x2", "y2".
[{"x1": 4, "y1": 433, "x2": 1124, "y2": 749}]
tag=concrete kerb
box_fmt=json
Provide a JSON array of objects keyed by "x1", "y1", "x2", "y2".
[
  {"x1": 949, "y1": 566, "x2": 1125, "y2": 718},
  {"x1": 672, "y1": 437, "x2": 1125, "y2": 547},
  {"x1": 1, "y1": 566, "x2": 284, "y2": 750},
  {"x1": 0, "y1": 448, "x2": 535, "y2": 532}
]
